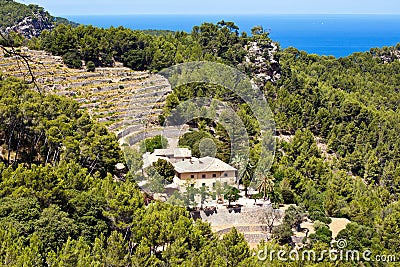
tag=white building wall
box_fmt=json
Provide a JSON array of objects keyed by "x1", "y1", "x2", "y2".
[{"x1": 173, "y1": 176, "x2": 236, "y2": 191}]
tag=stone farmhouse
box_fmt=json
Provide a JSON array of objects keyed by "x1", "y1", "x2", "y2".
[
  {"x1": 172, "y1": 156, "x2": 237, "y2": 190},
  {"x1": 143, "y1": 148, "x2": 237, "y2": 191}
]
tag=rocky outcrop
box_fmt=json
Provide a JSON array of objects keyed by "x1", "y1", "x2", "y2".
[
  {"x1": 240, "y1": 39, "x2": 281, "y2": 88},
  {"x1": 377, "y1": 49, "x2": 400, "y2": 63},
  {"x1": 370, "y1": 45, "x2": 400, "y2": 63},
  {"x1": 5, "y1": 11, "x2": 54, "y2": 39}
]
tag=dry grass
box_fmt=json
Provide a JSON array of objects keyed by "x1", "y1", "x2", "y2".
[{"x1": 329, "y1": 217, "x2": 350, "y2": 239}]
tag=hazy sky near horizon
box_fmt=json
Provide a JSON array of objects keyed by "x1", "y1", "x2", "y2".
[{"x1": 17, "y1": 0, "x2": 400, "y2": 16}]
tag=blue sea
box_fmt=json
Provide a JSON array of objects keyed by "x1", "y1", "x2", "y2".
[{"x1": 66, "y1": 14, "x2": 400, "y2": 58}]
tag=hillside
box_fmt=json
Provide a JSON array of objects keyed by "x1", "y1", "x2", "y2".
[
  {"x1": 1, "y1": 20, "x2": 282, "y2": 147},
  {"x1": 0, "y1": 4, "x2": 400, "y2": 263},
  {"x1": 0, "y1": 0, "x2": 77, "y2": 38},
  {"x1": 0, "y1": 47, "x2": 171, "y2": 144}
]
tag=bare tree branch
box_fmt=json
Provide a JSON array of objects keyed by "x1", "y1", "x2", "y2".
[{"x1": 0, "y1": 31, "x2": 43, "y2": 94}]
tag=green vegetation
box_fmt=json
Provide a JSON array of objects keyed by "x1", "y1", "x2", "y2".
[
  {"x1": 1, "y1": 5, "x2": 400, "y2": 263},
  {"x1": 152, "y1": 158, "x2": 175, "y2": 183},
  {"x1": 86, "y1": 60, "x2": 96, "y2": 72},
  {"x1": 30, "y1": 20, "x2": 268, "y2": 70},
  {"x1": 283, "y1": 205, "x2": 306, "y2": 232},
  {"x1": 0, "y1": 0, "x2": 49, "y2": 29},
  {"x1": 309, "y1": 221, "x2": 332, "y2": 245},
  {"x1": 224, "y1": 186, "x2": 241, "y2": 207},
  {"x1": 179, "y1": 130, "x2": 219, "y2": 157},
  {"x1": 272, "y1": 223, "x2": 293, "y2": 245},
  {"x1": 62, "y1": 51, "x2": 82, "y2": 68},
  {"x1": 0, "y1": 77, "x2": 253, "y2": 266},
  {"x1": 0, "y1": 77, "x2": 122, "y2": 175},
  {"x1": 257, "y1": 174, "x2": 275, "y2": 199},
  {"x1": 142, "y1": 29, "x2": 176, "y2": 36},
  {"x1": 0, "y1": 0, "x2": 77, "y2": 30},
  {"x1": 143, "y1": 134, "x2": 168, "y2": 153},
  {"x1": 163, "y1": 41, "x2": 400, "y2": 264},
  {"x1": 167, "y1": 80, "x2": 265, "y2": 187}
]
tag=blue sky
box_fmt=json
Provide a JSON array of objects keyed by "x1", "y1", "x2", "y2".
[{"x1": 17, "y1": 0, "x2": 400, "y2": 15}]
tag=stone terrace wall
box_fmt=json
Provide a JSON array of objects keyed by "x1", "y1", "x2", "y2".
[{"x1": 198, "y1": 205, "x2": 279, "y2": 227}]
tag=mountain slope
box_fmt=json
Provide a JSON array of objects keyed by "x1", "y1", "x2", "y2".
[
  {"x1": 0, "y1": 0, "x2": 77, "y2": 38},
  {"x1": 0, "y1": 47, "x2": 171, "y2": 143}
]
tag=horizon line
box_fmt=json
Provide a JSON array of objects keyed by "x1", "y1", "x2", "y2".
[{"x1": 63, "y1": 13, "x2": 400, "y2": 16}]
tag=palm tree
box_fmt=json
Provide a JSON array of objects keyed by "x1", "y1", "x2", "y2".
[
  {"x1": 242, "y1": 163, "x2": 253, "y2": 197},
  {"x1": 231, "y1": 154, "x2": 246, "y2": 186},
  {"x1": 257, "y1": 174, "x2": 275, "y2": 200}
]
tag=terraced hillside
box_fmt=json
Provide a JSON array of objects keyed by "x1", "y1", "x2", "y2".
[{"x1": 0, "y1": 47, "x2": 172, "y2": 144}]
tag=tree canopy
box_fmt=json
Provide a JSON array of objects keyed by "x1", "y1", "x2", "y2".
[{"x1": 1, "y1": 11, "x2": 400, "y2": 265}]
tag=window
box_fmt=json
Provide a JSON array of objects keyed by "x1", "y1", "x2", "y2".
[
  {"x1": 202, "y1": 174, "x2": 206, "y2": 178},
  {"x1": 212, "y1": 173, "x2": 217, "y2": 178},
  {"x1": 191, "y1": 184, "x2": 194, "y2": 187},
  {"x1": 202, "y1": 183, "x2": 206, "y2": 187},
  {"x1": 224, "y1": 173, "x2": 228, "y2": 177},
  {"x1": 212, "y1": 182, "x2": 216, "y2": 188},
  {"x1": 190, "y1": 174, "x2": 195, "y2": 179}
]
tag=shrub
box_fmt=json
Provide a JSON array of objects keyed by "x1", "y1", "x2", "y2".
[
  {"x1": 309, "y1": 210, "x2": 332, "y2": 224},
  {"x1": 281, "y1": 188, "x2": 295, "y2": 204},
  {"x1": 143, "y1": 135, "x2": 168, "y2": 153},
  {"x1": 86, "y1": 61, "x2": 95, "y2": 72},
  {"x1": 272, "y1": 223, "x2": 293, "y2": 245},
  {"x1": 62, "y1": 51, "x2": 82, "y2": 69},
  {"x1": 152, "y1": 158, "x2": 175, "y2": 183}
]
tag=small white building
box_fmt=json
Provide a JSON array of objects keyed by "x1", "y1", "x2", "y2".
[
  {"x1": 153, "y1": 148, "x2": 192, "y2": 163},
  {"x1": 172, "y1": 156, "x2": 237, "y2": 191},
  {"x1": 143, "y1": 147, "x2": 192, "y2": 168}
]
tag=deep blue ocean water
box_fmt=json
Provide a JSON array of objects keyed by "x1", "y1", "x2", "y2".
[{"x1": 66, "y1": 14, "x2": 400, "y2": 58}]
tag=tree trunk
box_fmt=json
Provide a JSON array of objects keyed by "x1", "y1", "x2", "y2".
[
  {"x1": 89, "y1": 152, "x2": 100, "y2": 175},
  {"x1": 45, "y1": 147, "x2": 51, "y2": 165},
  {"x1": 7, "y1": 129, "x2": 14, "y2": 166},
  {"x1": 14, "y1": 137, "x2": 21, "y2": 164},
  {"x1": 52, "y1": 147, "x2": 59, "y2": 164},
  {"x1": 29, "y1": 131, "x2": 43, "y2": 167}
]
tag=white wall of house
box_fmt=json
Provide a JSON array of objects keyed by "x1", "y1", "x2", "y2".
[{"x1": 173, "y1": 175, "x2": 236, "y2": 191}]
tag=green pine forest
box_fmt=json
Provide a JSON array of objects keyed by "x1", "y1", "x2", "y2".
[{"x1": 1, "y1": 1, "x2": 400, "y2": 265}]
